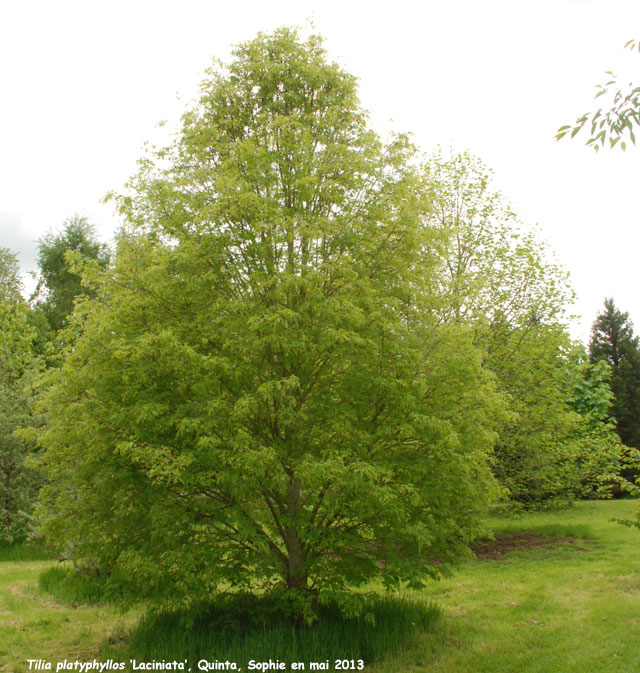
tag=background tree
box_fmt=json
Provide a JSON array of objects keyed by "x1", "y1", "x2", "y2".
[
  {"x1": 31, "y1": 214, "x2": 110, "y2": 336},
  {"x1": 423, "y1": 151, "x2": 602, "y2": 506},
  {"x1": 565, "y1": 352, "x2": 639, "y2": 498},
  {"x1": 589, "y1": 298, "x2": 640, "y2": 452},
  {"x1": 36, "y1": 28, "x2": 500, "y2": 622},
  {"x1": 0, "y1": 248, "x2": 41, "y2": 542},
  {"x1": 487, "y1": 323, "x2": 581, "y2": 506},
  {"x1": 0, "y1": 248, "x2": 24, "y2": 301},
  {"x1": 424, "y1": 150, "x2": 571, "y2": 331}
]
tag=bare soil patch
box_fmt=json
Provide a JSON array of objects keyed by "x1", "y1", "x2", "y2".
[{"x1": 472, "y1": 531, "x2": 593, "y2": 560}]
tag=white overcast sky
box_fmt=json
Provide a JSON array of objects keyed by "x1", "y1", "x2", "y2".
[{"x1": 1, "y1": 0, "x2": 639, "y2": 343}]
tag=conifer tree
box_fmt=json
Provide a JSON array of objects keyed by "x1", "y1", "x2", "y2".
[{"x1": 589, "y1": 298, "x2": 640, "y2": 450}]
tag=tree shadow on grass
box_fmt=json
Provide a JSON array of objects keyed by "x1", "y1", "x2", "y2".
[
  {"x1": 119, "y1": 593, "x2": 440, "y2": 666},
  {"x1": 472, "y1": 529, "x2": 596, "y2": 560}
]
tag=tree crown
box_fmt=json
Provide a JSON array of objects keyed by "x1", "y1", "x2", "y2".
[{"x1": 38, "y1": 28, "x2": 499, "y2": 621}]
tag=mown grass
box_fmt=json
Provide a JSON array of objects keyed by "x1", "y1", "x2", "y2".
[
  {"x1": 2, "y1": 499, "x2": 640, "y2": 673},
  {"x1": 372, "y1": 499, "x2": 640, "y2": 672},
  {"x1": 0, "y1": 559, "x2": 139, "y2": 673}
]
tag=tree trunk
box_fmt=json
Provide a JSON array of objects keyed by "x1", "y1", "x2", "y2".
[{"x1": 284, "y1": 476, "x2": 309, "y2": 625}]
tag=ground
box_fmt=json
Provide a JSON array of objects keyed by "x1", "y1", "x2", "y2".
[{"x1": 1, "y1": 500, "x2": 639, "y2": 673}]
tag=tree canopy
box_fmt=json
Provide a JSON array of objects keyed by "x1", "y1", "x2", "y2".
[
  {"x1": 0, "y1": 247, "x2": 40, "y2": 542},
  {"x1": 0, "y1": 248, "x2": 23, "y2": 302},
  {"x1": 424, "y1": 150, "x2": 572, "y2": 332},
  {"x1": 36, "y1": 28, "x2": 500, "y2": 621},
  {"x1": 422, "y1": 151, "x2": 612, "y2": 506},
  {"x1": 31, "y1": 214, "x2": 110, "y2": 335}
]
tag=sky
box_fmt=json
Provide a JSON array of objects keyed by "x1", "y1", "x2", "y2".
[{"x1": 1, "y1": 0, "x2": 639, "y2": 343}]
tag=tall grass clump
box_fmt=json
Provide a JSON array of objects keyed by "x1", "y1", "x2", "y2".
[
  {"x1": 0, "y1": 541, "x2": 53, "y2": 562},
  {"x1": 39, "y1": 566, "x2": 124, "y2": 605},
  {"x1": 126, "y1": 593, "x2": 440, "y2": 665}
]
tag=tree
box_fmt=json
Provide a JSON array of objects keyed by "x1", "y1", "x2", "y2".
[
  {"x1": 589, "y1": 298, "x2": 640, "y2": 451},
  {"x1": 36, "y1": 28, "x2": 500, "y2": 621},
  {"x1": 32, "y1": 214, "x2": 110, "y2": 335},
  {"x1": 487, "y1": 323, "x2": 581, "y2": 506},
  {"x1": 423, "y1": 150, "x2": 572, "y2": 331},
  {"x1": 556, "y1": 39, "x2": 640, "y2": 151},
  {"x1": 423, "y1": 151, "x2": 592, "y2": 506},
  {"x1": 423, "y1": 150, "x2": 637, "y2": 505},
  {"x1": 0, "y1": 248, "x2": 41, "y2": 542},
  {"x1": 565, "y1": 351, "x2": 639, "y2": 498},
  {"x1": 0, "y1": 248, "x2": 23, "y2": 302}
]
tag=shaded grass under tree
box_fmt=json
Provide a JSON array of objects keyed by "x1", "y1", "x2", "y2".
[{"x1": 122, "y1": 594, "x2": 439, "y2": 666}]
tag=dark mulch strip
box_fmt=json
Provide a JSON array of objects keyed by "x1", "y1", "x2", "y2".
[{"x1": 472, "y1": 531, "x2": 594, "y2": 560}]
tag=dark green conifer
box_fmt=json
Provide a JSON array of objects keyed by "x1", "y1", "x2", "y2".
[{"x1": 589, "y1": 298, "x2": 640, "y2": 450}]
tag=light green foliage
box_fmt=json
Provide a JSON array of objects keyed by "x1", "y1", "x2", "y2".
[
  {"x1": 37, "y1": 29, "x2": 500, "y2": 620},
  {"x1": 423, "y1": 151, "x2": 631, "y2": 505},
  {"x1": 486, "y1": 332, "x2": 634, "y2": 505},
  {"x1": 424, "y1": 150, "x2": 572, "y2": 331},
  {"x1": 31, "y1": 214, "x2": 110, "y2": 336},
  {"x1": 565, "y1": 351, "x2": 640, "y2": 498},
  {"x1": 491, "y1": 334, "x2": 635, "y2": 506},
  {"x1": 486, "y1": 323, "x2": 582, "y2": 506},
  {"x1": 568, "y1": 356, "x2": 614, "y2": 421},
  {"x1": 423, "y1": 151, "x2": 590, "y2": 506},
  {"x1": 556, "y1": 39, "x2": 640, "y2": 151},
  {"x1": 0, "y1": 248, "x2": 41, "y2": 542}
]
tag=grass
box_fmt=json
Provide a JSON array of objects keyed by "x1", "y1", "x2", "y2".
[
  {"x1": 0, "y1": 559, "x2": 139, "y2": 673},
  {"x1": 0, "y1": 542, "x2": 53, "y2": 562},
  {"x1": 38, "y1": 567, "x2": 116, "y2": 606},
  {"x1": 374, "y1": 499, "x2": 640, "y2": 672},
  {"x1": 1, "y1": 499, "x2": 640, "y2": 672},
  {"x1": 124, "y1": 594, "x2": 439, "y2": 666}
]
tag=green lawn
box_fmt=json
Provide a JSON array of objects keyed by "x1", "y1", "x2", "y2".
[
  {"x1": 2, "y1": 500, "x2": 640, "y2": 673},
  {"x1": 373, "y1": 499, "x2": 640, "y2": 672},
  {"x1": 0, "y1": 560, "x2": 138, "y2": 673}
]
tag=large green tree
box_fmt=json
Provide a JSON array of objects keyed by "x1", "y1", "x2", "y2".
[
  {"x1": 37, "y1": 29, "x2": 500, "y2": 621},
  {"x1": 589, "y1": 298, "x2": 640, "y2": 451}
]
